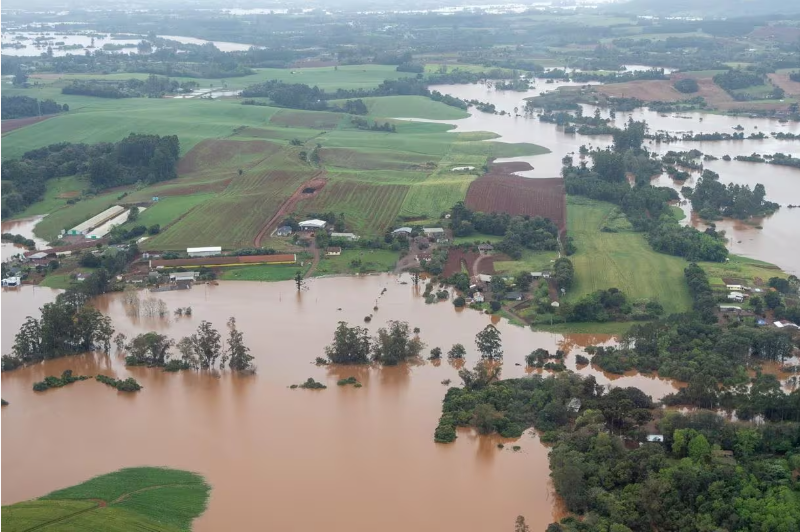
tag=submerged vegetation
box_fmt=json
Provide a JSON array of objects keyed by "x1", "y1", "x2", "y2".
[
  {"x1": 95, "y1": 374, "x2": 142, "y2": 392},
  {"x1": 32, "y1": 369, "x2": 90, "y2": 391}
]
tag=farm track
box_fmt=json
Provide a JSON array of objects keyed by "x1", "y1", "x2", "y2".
[
  {"x1": 253, "y1": 170, "x2": 328, "y2": 247},
  {"x1": 19, "y1": 483, "x2": 201, "y2": 531}
]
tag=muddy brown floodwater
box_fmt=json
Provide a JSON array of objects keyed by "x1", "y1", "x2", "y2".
[
  {"x1": 1, "y1": 215, "x2": 48, "y2": 262},
  {"x1": 1, "y1": 276, "x2": 683, "y2": 531}
]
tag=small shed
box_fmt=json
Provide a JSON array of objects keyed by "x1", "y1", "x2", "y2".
[
  {"x1": 1, "y1": 277, "x2": 21, "y2": 287},
  {"x1": 478, "y1": 244, "x2": 494, "y2": 253},
  {"x1": 187, "y1": 247, "x2": 221, "y2": 258},
  {"x1": 472, "y1": 292, "x2": 485, "y2": 303},
  {"x1": 478, "y1": 274, "x2": 492, "y2": 283},
  {"x1": 275, "y1": 226, "x2": 293, "y2": 237},
  {"x1": 531, "y1": 271, "x2": 543, "y2": 279},
  {"x1": 392, "y1": 227, "x2": 412, "y2": 236},
  {"x1": 299, "y1": 219, "x2": 327, "y2": 231},
  {"x1": 719, "y1": 305, "x2": 742, "y2": 312},
  {"x1": 505, "y1": 291, "x2": 523, "y2": 301},
  {"x1": 28, "y1": 252, "x2": 49, "y2": 260},
  {"x1": 726, "y1": 284, "x2": 744, "y2": 292},
  {"x1": 727, "y1": 292, "x2": 745, "y2": 302},
  {"x1": 326, "y1": 247, "x2": 342, "y2": 256},
  {"x1": 567, "y1": 398, "x2": 581, "y2": 412},
  {"x1": 646, "y1": 435, "x2": 664, "y2": 443},
  {"x1": 423, "y1": 227, "x2": 445, "y2": 239}
]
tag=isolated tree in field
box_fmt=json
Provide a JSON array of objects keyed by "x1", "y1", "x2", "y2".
[
  {"x1": 126, "y1": 332, "x2": 173, "y2": 366},
  {"x1": 372, "y1": 320, "x2": 424, "y2": 365},
  {"x1": 226, "y1": 317, "x2": 255, "y2": 372},
  {"x1": 127, "y1": 206, "x2": 139, "y2": 222},
  {"x1": 295, "y1": 271, "x2": 304, "y2": 291},
  {"x1": 475, "y1": 324, "x2": 502, "y2": 359},
  {"x1": 325, "y1": 322, "x2": 371, "y2": 364},
  {"x1": 447, "y1": 343, "x2": 466, "y2": 359}
]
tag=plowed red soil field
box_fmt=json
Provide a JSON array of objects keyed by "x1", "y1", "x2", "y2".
[{"x1": 465, "y1": 167, "x2": 566, "y2": 236}]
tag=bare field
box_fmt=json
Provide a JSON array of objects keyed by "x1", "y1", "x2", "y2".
[
  {"x1": 768, "y1": 73, "x2": 800, "y2": 98},
  {"x1": 1, "y1": 115, "x2": 54, "y2": 134},
  {"x1": 465, "y1": 173, "x2": 567, "y2": 235}
]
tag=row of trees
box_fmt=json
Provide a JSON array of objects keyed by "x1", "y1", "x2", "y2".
[
  {"x1": 62, "y1": 75, "x2": 199, "y2": 98},
  {"x1": 122, "y1": 318, "x2": 255, "y2": 372},
  {"x1": 1, "y1": 95, "x2": 68, "y2": 119},
  {"x1": 325, "y1": 322, "x2": 503, "y2": 365}
]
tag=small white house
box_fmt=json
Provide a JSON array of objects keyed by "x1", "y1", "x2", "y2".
[
  {"x1": 478, "y1": 274, "x2": 493, "y2": 283},
  {"x1": 299, "y1": 219, "x2": 327, "y2": 231},
  {"x1": 727, "y1": 292, "x2": 745, "y2": 302},
  {"x1": 326, "y1": 247, "x2": 342, "y2": 256},
  {"x1": 330, "y1": 232, "x2": 358, "y2": 241},
  {"x1": 187, "y1": 247, "x2": 221, "y2": 258},
  {"x1": 275, "y1": 226, "x2": 293, "y2": 237},
  {"x1": 646, "y1": 435, "x2": 664, "y2": 443},
  {"x1": 726, "y1": 284, "x2": 744, "y2": 292},
  {"x1": 2, "y1": 277, "x2": 21, "y2": 287}
]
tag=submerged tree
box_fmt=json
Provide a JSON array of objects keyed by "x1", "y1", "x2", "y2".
[
  {"x1": 372, "y1": 320, "x2": 424, "y2": 365},
  {"x1": 475, "y1": 324, "x2": 503, "y2": 359},
  {"x1": 225, "y1": 317, "x2": 255, "y2": 372},
  {"x1": 177, "y1": 321, "x2": 223, "y2": 370},
  {"x1": 458, "y1": 360, "x2": 501, "y2": 390},
  {"x1": 447, "y1": 343, "x2": 466, "y2": 359},
  {"x1": 325, "y1": 322, "x2": 371, "y2": 364},
  {"x1": 125, "y1": 332, "x2": 174, "y2": 366},
  {"x1": 294, "y1": 271, "x2": 304, "y2": 292}
]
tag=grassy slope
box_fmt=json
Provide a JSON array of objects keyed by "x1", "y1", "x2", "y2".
[
  {"x1": 357, "y1": 95, "x2": 470, "y2": 119},
  {"x1": 2, "y1": 467, "x2": 209, "y2": 532},
  {"x1": 565, "y1": 197, "x2": 692, "y2": 314}
]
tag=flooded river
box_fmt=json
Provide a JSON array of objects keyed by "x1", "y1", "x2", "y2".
[
  {"x1": 2, "y1": 276, "x2": 682, "y2": 531},
  {"x1": 1, "y1": 215, "x2": 48, "y2": 262},
  {"x1": 429, "y1": 81, "x2": 800, "y2": 274}
]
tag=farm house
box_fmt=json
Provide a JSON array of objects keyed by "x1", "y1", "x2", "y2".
[
  {"x1": 67, "y1": 206, "x2": 125, "y2": 235},
  {"x1": 299, "y1": 219, "x2": 327, "y2": 231},
  {"x1": 275, "y1": 226, "x2": 293, "y2": 237},
  {"x1": 326, "y1": 247, "x2": 342, "y2": 256},
  {"x1": 187, "y1": 247, "x2": 222, "y2": 257}
]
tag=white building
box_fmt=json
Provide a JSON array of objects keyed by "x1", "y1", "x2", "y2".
[
  {"x1": 170, "y1": 271, "x2": 199, "y2": 282},
  {"x1": 187, "y1": 247, "x2": 222, "y2": 258},
  {"x1": 423, "y1": 227, "x2": 445, "y2": 238},
  {"x1": 2, "y1": 277, "x2": 21, "y2": 287},
  {"x1": 726, "y1": 284, "x2": 744, "y2": 292},
  {"x1": 392, "y1": 227, "x2": 412, "y2": 235},
  {"x1": 68, "y1": 206, "x2": 125, "y2": 235},
  {"x1": 299, "y1": 219, "x2": 327, "y2": 231},
  {"x1": 727, "y1": 292, "x2": 745, "y2": 302},
  {"x1": 330, "y1": 232, "x2": 358, "y2": 241}
]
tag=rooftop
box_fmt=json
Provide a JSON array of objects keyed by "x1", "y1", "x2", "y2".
[
  {"x1": 187, "y1": 246, "x2": 222, "y2": 253},
  {"x1": 392, "y1": 227, "x2": 412, "y2": 233}
]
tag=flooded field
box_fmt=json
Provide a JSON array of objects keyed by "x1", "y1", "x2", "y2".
[
  {"x1": 428, "y1": 81, "x2": 800, "y2": 273},
  {"x1": 1, "y1": 276, "x2": 683, "y2": 531}
]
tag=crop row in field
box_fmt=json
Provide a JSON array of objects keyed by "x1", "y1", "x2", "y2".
[
  {"x1": 144, "y1": 145, "x2": 314, "y2": 249},
  {"x1": 294, "y1": 180, "x2": 410, "y2": 235}
]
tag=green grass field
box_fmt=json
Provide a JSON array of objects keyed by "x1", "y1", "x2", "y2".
[
  {"x1": 217, "y1": 263, "x2": 308, "y2": 281},
  {"x1": 699, "y1": 254, "x2": 787, "y2": 287},
  {"x1": 2, "y1": 467, "x2": 209, "y2": 532},
  {"x1": 565, "y1": 197, "x2": 692, "y2": 314},
  {"x1": 314, "y1": 249, "x2": 399, "y2": 276},
  {"x1": 125, "y1": 194, "x2": 215, "y2": 229},
  {"x1": 353, "y1": 95, "x2": 470, "y2": 119},
  {"x1": 494, "y1": 249, "x2": 560, "y2": 275}
]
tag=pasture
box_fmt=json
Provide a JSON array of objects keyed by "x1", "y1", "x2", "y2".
[
  {"x1": 2, "y1": 467, "x2": 209, "y2": 532},
  {"x1": 564, "y1": 197, "x2": 692, "y2": 314},
  {"x1": 314, "y1": 249, "x2": 400, "y2": 276}
]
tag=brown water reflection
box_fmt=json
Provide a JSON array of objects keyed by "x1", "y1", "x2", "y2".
[{"x1": 3, "y1": 277, "x2": 684, "y2": 531}]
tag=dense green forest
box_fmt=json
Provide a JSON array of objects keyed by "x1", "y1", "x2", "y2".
[
  {"x1": 1, "y1": 134, "x2": 179, "y2": 218},
  {"x1": 1, "y1": 95, "x2": 68, "y2": 119}
]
